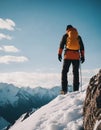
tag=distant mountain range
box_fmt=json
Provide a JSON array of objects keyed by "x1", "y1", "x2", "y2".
[{"x1": 0, "y1": 83, "x2": 60, "y2": 130}]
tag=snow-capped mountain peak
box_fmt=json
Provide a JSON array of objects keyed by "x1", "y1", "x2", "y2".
[
  {"x1": 0, "y1": 82, "x2": 60, "y2": 129},
  {"x1": 0, "y1": 83, "x2": 19, "y2": 106}
]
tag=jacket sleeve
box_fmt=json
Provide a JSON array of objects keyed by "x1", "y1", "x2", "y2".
[
  {"x1": 79, "y1": 36, "x2": 85, "y2": 58},
  {"x1": 58, "y1": 34, "x2": 67, "y2": 55}
]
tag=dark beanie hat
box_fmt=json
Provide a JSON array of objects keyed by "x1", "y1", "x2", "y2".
[{"x1": 66, "y1": 25, "x2": 73, "y2": 30}]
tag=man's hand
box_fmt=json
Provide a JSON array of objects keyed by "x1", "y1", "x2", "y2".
[
  {"x1": 80, "y1": 56, "x2": 85, "y2": 63},
  {"x1": 58, "y1": 54, "x2": 62, "y2": 62}
]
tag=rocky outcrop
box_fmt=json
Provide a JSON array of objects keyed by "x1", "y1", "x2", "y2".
[{"x1": 83, "y1": 69, "x2": 101, "y2": 130}]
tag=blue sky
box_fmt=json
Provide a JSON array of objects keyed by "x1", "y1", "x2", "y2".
[{"x1": 0, "y1": 0, "x2": 101, "y2": 73}]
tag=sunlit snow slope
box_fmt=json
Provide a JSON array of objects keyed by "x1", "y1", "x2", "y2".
[{"x1": 9, "y1": 84, "x2": 87, "y2": 130}]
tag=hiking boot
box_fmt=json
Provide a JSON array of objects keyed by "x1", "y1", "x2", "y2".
[
  {"x1": 60, "y1": 90, "x2": 67, "y2": 95},
  {"x1": 73, "y1": 85, "x2": 79, "y2": 91}
]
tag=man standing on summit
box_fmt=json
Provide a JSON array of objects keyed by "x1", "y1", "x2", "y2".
[{"x1": 58, "y1": 25, "x2": 85, "y2": 94}]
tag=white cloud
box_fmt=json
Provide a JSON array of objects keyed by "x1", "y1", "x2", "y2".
[
  {"x1": 0, "y1": 45, "x2": 20, "y2": 53},
  {"x1": 0, "y1": 18, "x2": 15, "y2": 31},
  {"x1": 0, "y1": 33, "x2": 12, "y2": 40},
  {"x1": 0, "y1": 55, "x2": 28, "y2": 64},
  {"x1": 0, "y1": 72, "x2": 61, "y2": 88},
  {"x1": 0, "y1": 69, "x2": 99, "y2": 88}
]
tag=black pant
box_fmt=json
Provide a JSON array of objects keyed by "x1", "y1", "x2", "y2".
[{"x1": 61, "y1": 59, "x2": 80, "y2": 92}]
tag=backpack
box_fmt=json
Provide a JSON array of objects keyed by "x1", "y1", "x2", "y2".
[{"x1": 66, "y1": 28, "x2": 80, "y2": 50}]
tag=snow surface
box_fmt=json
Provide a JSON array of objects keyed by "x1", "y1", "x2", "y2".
[{"x1": 9, "y1": 84, "x2": 87, "y2": 130}]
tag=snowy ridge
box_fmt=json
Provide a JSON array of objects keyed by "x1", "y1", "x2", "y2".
[
  {"x1": 9, "y1": 84, "x2": 87, "y2": 130},
  {"x1": 0, "y1": 83, "x2": 60, "y2": 107}
]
